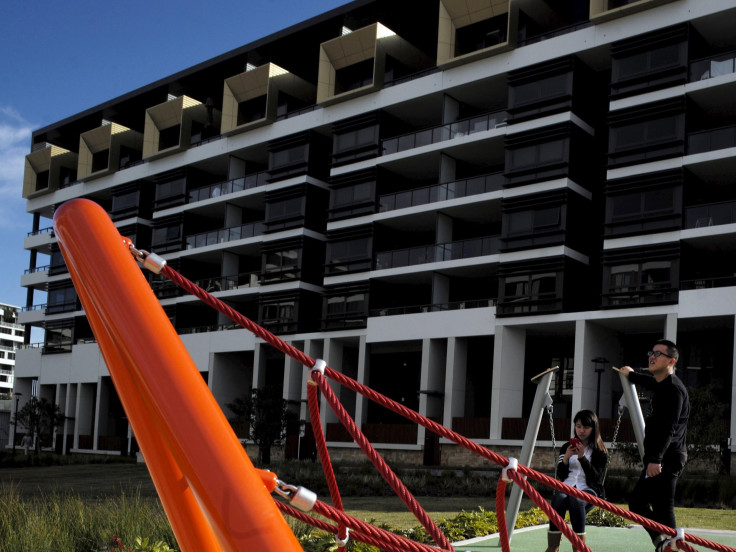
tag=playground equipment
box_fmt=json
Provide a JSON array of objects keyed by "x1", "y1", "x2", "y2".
[{"x1": 54, "y1": 198, "x2": 736, "y2": 552}]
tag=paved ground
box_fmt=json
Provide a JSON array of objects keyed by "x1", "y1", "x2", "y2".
[{"x1": 454, "y1": 524, "x2": 736, "y2": 552}]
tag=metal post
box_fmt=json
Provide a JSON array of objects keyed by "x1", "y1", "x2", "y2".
[
  {"x1": 592, "y1": 357, "x2": 608, "y2": 415},
  {"x1": 505, "y1": 366, "x2": 557, "y2": 542},
  {"x1": 616, "y1": 368, "x2": 646, "y2": 461},
  {"x1": 12, "y1": 392, "x2": 22, "y2": 455}
]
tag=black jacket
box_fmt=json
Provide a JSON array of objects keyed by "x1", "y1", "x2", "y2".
[
  {"x1": 628, "y1": 371, "x2": 690, "y2": 470},
  {"x1": 555, "y1": 442, "x2": 608, "y2": 498}
]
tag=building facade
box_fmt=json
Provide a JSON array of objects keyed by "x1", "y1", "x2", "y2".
[
  {"x1": 0, "y1": 303, "x2": 22, "y2": 396},
  {"x1": 16, "y1": 0, "x2": 736, "y2": 466}
]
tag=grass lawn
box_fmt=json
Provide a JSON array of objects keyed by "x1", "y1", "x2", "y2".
[{"x1": 2, "y1": 462, "x2": 735, "y2": 533}]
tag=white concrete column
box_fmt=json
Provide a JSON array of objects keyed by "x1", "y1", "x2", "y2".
[
  {"x1": 442, "y1": 95, "x2": 460, "y2": 124},
  {"x1": 355, "y1": 335, "x2": 368, "y2": 429},
  {"x1": 664, "y1": 313, "x2": 678, "y2": 343},
  {"x1": 321, "y1": 338, "x2": 343, "y2": 425},
  {"x1": 443, "y1": 337, "x2": 468, "y2": 430},
  {"x1": 419, "y1": 338, "x2": 447, "y2": 443},
  {"x1": 490, "y1": 325, "x2": 526, "y2": 439},
  {"x1": 573, "y1": 320, "x2": 597, "y2": 418},
  {"x1": 227, "y1": 155, "x2": 246, "y2": 180}
]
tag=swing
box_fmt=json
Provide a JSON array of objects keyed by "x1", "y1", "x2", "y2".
[{"x1": 544, "y1": 401, "x2": 624, "y2": 507}]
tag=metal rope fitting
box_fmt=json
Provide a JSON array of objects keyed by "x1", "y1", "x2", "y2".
[
  {"x1": 308, "y1": 358, "x2": 327, "y2": 386},
  {"x1": 274, "y1": 480, "x2": 317, "y2": 512},
  {"x1": 663, "y1": 528, "x2": 685, "y2": 551},
  {"x1": 335, "y1": 527, "x2": 350, "y2": 547},
  {"x1": 502, "y1": 457, "x2": 518, "y2": 482},
  {"x1": 129, "y1": 244, "x2": 167, "y2": 274}
]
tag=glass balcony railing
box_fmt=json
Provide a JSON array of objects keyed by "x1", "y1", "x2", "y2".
[
  {"x1": 375, "y1": 236, "x2": 501, "y2": 270},
  {"x1": 370, "y1": 298, "x2": 496, "y2": 317},
  {"x1": 690, "y1": 50, "x2": 736, "y2": 82},
  {"x1": 27, "y1": 227, "x2": 54, "y2": 238},
  {"x1": 188, "y1": 172, "x2": 269, "y2": 203},
  {"x1": 379, "y1": 172, "x2": 504, "y2": 212},
  {"x1": 23, "y1": 265, "x2": 50, "y2": 275},
  {"x1": 517, "y1": 20, "x2": 592, "y2": 47},
  {"x1": 684, "y1": 200, "x2": 736, "y2": 229},
  {"x1": 687, "y1": 125, "x2": 736, "y2": 155},
  {"x1": 681, "y1": 276, "x2": 736, "y2": 290},
  {"x1": 21, "y1": 304, "x2": 47, "y2": 313},
  {"x1": 185, "y1": 222, "x2": 265, "y2": 250},
  {"x1": 381, "y1": 110, "x2": 507, "y2": 156}
]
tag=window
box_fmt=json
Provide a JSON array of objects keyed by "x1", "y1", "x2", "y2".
[
  {"x1": 604, "y1": 258, "x2": 676, "y2": 306},
  {"x1": 333, "y1": 126, "x2": 379, "y2": 156},
  {"x1": 270, "y1": 144, "x2": 308, "y2": 171},
  {"x1": 335, "y1": 59, "x2": 374, "y2": 94},
  {"x1": 612, "y1": 117, "x2": 679, "y2": 151},
  {"x1": 331, "y1": 182, "x2": 374, "y2": 208},
  {"x1": 506, "y1": 207, "x2": 561, "y2": 236},
  {"x1": 47, "y1": 286, "x2": 78, "y2": 314},
  {"x1": 613, "y1": 43, "x2": 682, "y2": 82},
  {"x1": 91, "y1": 149, "x2": 109, "y2": 173},
  {"x1": 111, "y1": 189, "x2": 140, "y2": 217},
  {"x1": 238, "y1": 96, "x2": 267, "y2": 125},
  {"x1": 36, "y1": 170, "x2": 49, "y2": 190},
  {"x1": 610, "y1": 188, "x2": 674, "y2": 221},
  {"x1": 152, "y1": 224, "x2": 182, "y2": 248},
  {"x1": 158, "y1": 125, "x2": 180, "y2": 151},
  {"x1": 510, "y1": 74, "x2": 570, "y2": 108},
  {"x1": 501, "y1": 272, "x2": 557, "y2": 311},
  {"x1": 263, "y1": 249, "x2": 300, "y2": 282},
  {"x1": 508, "y1": 139, "x2": 567, "y2": 172},
  {"x1": 266, "y1": 196, "x2": 304, "y2": 223},
  {"x1": 326, "y1": 237, "x2": 372, "y2": 274},
  {"x1": 155, "y1": 178, "x2": 186, "y2": 202},
  {"x1": 44, "y1": 323, "x2": 74, "y2": 354}
]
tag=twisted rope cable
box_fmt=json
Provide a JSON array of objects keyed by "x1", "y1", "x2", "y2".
[
  {"x1": 495, "y1": 478, "x2": 511, "y2": 552},
  {"x1": 158, "y1": 263, "x2": 736, "y2": 552},
  {"x1": 311, "y1": 370, "x2": 452, "y2": 550},
  {"x1": 306, "y1": 383, "x2": 348, "y2": 543}
]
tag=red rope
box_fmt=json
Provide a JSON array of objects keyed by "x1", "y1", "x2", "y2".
[
  {"x1": 505, "y1": 469, "x2": 589, "y2": 552},
  {"x1": 495, "y1": 478, "x2": 510, "y2": 552},
  {"x1": 311, "y1": 370, "x2": 452, "y2": 550},
  {"x1": 158, "y1": 263, "x2": 736, "y2": 552}
]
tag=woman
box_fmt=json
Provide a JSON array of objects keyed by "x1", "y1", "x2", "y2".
[{"x1": 545, "y1": 409, "x2": 608, "y2": 552}]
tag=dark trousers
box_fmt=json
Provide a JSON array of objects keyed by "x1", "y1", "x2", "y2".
[
  {"x1": 548, "y1": 489, "x2": 596, "y2": 533},
  {"x1": 628, "y1": 459, "x2": 684, "y2": 544}
]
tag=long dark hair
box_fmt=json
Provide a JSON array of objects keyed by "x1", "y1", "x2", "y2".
[{"x1": 573, "y1": 409, "x2": 607, "y2": 454}]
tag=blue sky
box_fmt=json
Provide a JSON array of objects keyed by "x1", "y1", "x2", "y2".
[{"x1": 0, "y1": 0, "x2": 346, "y2": 311}]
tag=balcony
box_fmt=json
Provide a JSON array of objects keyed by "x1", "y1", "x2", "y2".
[
  {"x1": 603, "y1": 282, "x2": 677, "y2": 307},
  {"x1": 375, "y1": 236, "x2": 501, "y2": 270},
  {"x1": 188, "y1": 173, "x2": 268, "y2": 203},
  {"x1": 681, "y1": 276, "x2": 736, "y2": 290},
  {"x1": 151, "y1": 271, "x2": 261, "y2": 299},
  {"x1": 684, "y1": 200, "x2": 736, "y2": 229},
  {"x1": 378, "y1": 172, "x2": 504, "y2": 212},
  {"x1": 185, "y1": 222, "x2": 265, "y2": 250},
  {"x1": 381, "y1": 110, "x2": 507, "y2": 155},
  {"x1": 687, "y1": 125, "x2": 736, "y2": 155},
  {"x1": 690, "y1": 50, "x2": 736, "y2": 82},
  {"x1": 370, "y1": 298, "x2": 496, "y2": 317}
]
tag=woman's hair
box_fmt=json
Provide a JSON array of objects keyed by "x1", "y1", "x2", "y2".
[{"x1": 573, "y1": 409, "x2": 607, "y2": 454}]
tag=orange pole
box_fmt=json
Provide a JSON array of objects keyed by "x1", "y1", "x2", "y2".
[
  {"x1": 54, "y1": 198, "x2": 302, "y2": 552},
  {"x1": 71, "y1": 273, "x2": 221, "y2": 550}
]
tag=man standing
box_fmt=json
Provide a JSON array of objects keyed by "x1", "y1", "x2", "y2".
[{"x1": 619, "y1": 339, "x2": 690, "y2": 552}]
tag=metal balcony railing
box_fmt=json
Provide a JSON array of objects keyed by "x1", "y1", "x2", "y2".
[
  {"x1": 684, "y1": 200, "x2": 736, "y2": 229},
  {"x1": 378, "y1": 171, "x2": 504, "y2": 212},
  {"x1": 188, "y1": 172, "x2": 269, "y2": 203},
  {"x1": 375, "y1": 236, "x2": 501, "y2": 270},
  {"x1": 185, "y1": 222, "x2": 265, "y2": 250},
  {"x1": 381, "y1": 110, "x2": 507, "y2": 155}
]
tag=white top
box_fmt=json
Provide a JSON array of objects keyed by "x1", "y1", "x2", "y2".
[{"x1": 563, "y1": 446, "x2": 592, "y2": 490}]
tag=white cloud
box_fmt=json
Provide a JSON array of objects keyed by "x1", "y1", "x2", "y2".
[{"x1": 0, "y1": 106, "x2": 34, "y2": 229}]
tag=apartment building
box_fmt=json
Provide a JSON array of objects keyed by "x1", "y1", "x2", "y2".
[
  {"x1": 16, "y1": 0, "x2": 736, "y2": 466},
  {"x1": 0, "y1": 303, "x2": 22, "y2": 396}
]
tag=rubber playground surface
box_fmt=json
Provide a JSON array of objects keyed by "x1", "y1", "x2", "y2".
[{"x1": 453, "y1": 525, "x2": 736, "y2": 552}]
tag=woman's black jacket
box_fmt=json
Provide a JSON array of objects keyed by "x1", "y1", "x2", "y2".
[{"x1": 555, "y1": 442, "x2": 608, "y2": 498}]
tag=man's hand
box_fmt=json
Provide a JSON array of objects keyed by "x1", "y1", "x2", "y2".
[
  {"x1": 618, "y1": 365, "x2": 633, "y2": 377},
  {"x1": 646, "y1": 462, "x2": 662, "y2": 477}
]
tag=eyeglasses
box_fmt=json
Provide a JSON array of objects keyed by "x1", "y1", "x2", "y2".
[{"x1": 647, "y1": 350, "x2": 673, "y2": 359}]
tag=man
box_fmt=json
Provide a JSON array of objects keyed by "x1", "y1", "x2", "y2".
[{"x1": 619, "y1": 339, "x2": 690, "y2": 552}]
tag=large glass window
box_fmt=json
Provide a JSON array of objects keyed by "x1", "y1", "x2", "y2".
[
  {"x1": 92, "y1": 149, "x2": 109, "y2": 173},
  {"x1": 44, "y1": 323, "x2": 73, "y2": 354},
  {"x1": 510, "y1": 73, "x2": 570, "y2": 108},
  {"x1": 613, "y1": 43, "x2": 683, "y2": 83},
  {"x1": 266, "y1": 197, "x2": 304, "y2": 222},
  {"x1": 152, "y1": 224, "x2": 182, "y2": 249},
  {"x1": 500, "y1": 272, "x2": 558, "y2": 313},
  {"x1": 333, "y1": 126, "x2": 379, "y2": 156},
  {"x1": 604, "y1": 258, "x2": 676, "y2": 306},
  {"x1": 326, "y1": 237, "x2": 372, "y2": 274},
  {"x1": 111, "y1": 189, "x2": 140, "y2": 218},
  {"x1": 610, "y1": 188, "x2": 674, "y2": 221},
  {"x1": 270, "y1": 144, "x2": 308, "y2": 170},
  {"x1": 507, "y1": 139, "x2": 567, "y2": 172},
  {"x1": 506, "y1": 207, "x2": 561, "y2": 236},
  {"x1": 335, "y1": 59, "x2": 374, "y2": 94},
  {"x1": 47, "y1": 287, "x2": 77, "y2": 314},
  {"x1": 263, "y1": 249, "x2": 300, "y2": 282}
]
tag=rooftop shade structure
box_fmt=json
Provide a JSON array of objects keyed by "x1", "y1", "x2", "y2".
[
  {"x1": 142, "y1": 95, "x2": 220, "y2": 160},
  {"x1": 78, "y1": 123, "x2": 143, "y2": 181},
  {"x1": 437, "y1": 0, "x2": 513, "y2": 67},
  {"x1": 221, "y1": 63, "x2": 316, "y2": 135},
  {"x1": 23, "y1": 144, "x2": 77, "y2": 199},
  {"x1": 317, "y1": 22, "x2": 431, "y2": 106}
]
